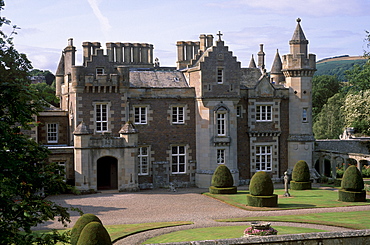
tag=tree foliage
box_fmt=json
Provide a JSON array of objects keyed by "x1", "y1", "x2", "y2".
[
  {"x1": 313, "y1": 93, "x2": 345, "y2": 139},
  {"x1": 344, "y1": 61, "x2": 370, "y2": 92},
  {"x1": 0, "y1": 1, "x2": 78, "y2": 244},
  {"x1": 343, "y1": 90, "x2": 370, "y2": 135},
  {"x1": 30, "y1": 82, "x2": 59, "y2": 106},
  {"x1": 312, "y1": 75, "x2": 341, "y2": 118}
]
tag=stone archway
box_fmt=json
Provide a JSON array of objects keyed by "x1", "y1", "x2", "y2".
[{"x1": 97, "y1": 156, "x2": 118, "y2": 190}]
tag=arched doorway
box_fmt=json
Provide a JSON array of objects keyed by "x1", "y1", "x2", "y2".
[{"x1": 97, "y1": 156, "x2": 118, "y2": 190}]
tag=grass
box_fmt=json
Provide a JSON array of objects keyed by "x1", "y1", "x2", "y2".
[
  {"x1": 36, "y1": 221, "x2": 192, "y2": 244},
  {"x1": 142, "y1": 225, "x2": 327, "y2": 244},
  {"x1": 217, "y1": 210, "x2": 370, "y2": 230},
  {"x1": 106, "y1": 221, "x2": 192, "y2": 242},
  {"x1": 204, "y1": 188, "x2": 370, "y2": 211}
]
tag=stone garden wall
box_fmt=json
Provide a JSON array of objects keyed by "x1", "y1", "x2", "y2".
[{"x1": 155, "y1": 229, "x2": 370, "y2": 245}]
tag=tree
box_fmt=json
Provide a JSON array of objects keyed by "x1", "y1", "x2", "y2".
[
  {"x1": 30, "y1": 82, "x2": 59, "y2": 106},
  {"x1": 313, "y1": 93, "x2": 345, "y2": 139},
  {"x1": 342, "y1": 90, "x2": 370, "y2": 135},
  {"x1": 0, "y1": 1, "x2": 78, "y2": 244},
  {"x1": 344, "y1": 61, "x2": 370, "y2": 92},
  {"x1": 312, "y1": 75, "x2": 341, "y2": 118}
]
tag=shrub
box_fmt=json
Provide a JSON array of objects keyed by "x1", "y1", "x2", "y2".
[
  {"x1": 341, "y1": 165, "x2": 364, "y2": 191},
  {"x1": 211, "y1": 165, "x2": 234, "y2": 188},
  {"x1": 249, "y1": 171, "x2": 274, "y2": 196},
  {"x1": 77, "y1": 221, "x2": 112, "y2": 245},
  {"x1": 71, "y1": 214, "x2": 102, "y2": 245},
  {"x1": 292, "y1": 160, "x2": 310, "y2": 182}
]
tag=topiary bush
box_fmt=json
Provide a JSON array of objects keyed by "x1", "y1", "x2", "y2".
[
  {"x1": 339, "y1": 165, "x2": 366, "y2": 202},
  {"x1": 71, "y1": 214, "x2": 102, "y2": 245},
  {"x1": 211, "y1": 165, "x2": 234, "y2": 187},
  {"x1": 291, "y1": 160, "x2": 311, "y2": 190},
  {"x1": 249, "y1": 171, "x2": 274, "y2": 196},
  {"x1": 76, "y1": 221, "x2": 112, "y2": 245},
  {"x1": 292, "y1": 160, "x2": 310, "y2": 182},
  {"x1": 341, "y1": 165, "x2": 364, "y2": 191},
  {"x1": 247, "y1": 171, "x2": 278, "y2": 207},
  {"x1": 209, "y1": 165, "x2": 237, "y2": 194}
]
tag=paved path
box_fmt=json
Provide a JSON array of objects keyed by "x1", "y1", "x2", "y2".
[{"x1": 39, "y1": 187, "x2": 370, "y2": 244}]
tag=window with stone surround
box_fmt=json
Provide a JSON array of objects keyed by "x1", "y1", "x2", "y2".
[
  {"x1": 95, "y1": 103, "x2": 109, "y2": 132},
  {"x1": 217, "y1": 149, "x2": 225, "y2": 165},
  {"x1": 96, "y1": 67, "x2": 105, "y2": 75},
  {"x1": 47, "y1": 123, "x2": 58, "y2": 143},
  {"x1": 172, "y1": 106, "x2": 184, "y2": 124},
  {"x1": 236, "y1": 105, "x2": 242, "y2": 117},
  {"x1": 134, "y1": 106, "x2": 147, "y2": 124},
  {"x1": 138, "y1": 146, "x2": 149, "y2": 175},
  {"x1": 256, "y1": 145, "x2": 272, "y2": 171},
  {"x1": 171, "y1": 145, "x2": 186, "y2": 174},
  {"x1": 217, "y1": 67, "x2": 224, "y2": 84},
  {"x1": 55, "y1": 161, "x2": 66, "y2": 180},
  {"x1": 256, "y1": 105, "x2": 272, "y2": 122},
  {"x1": 216, "y1": 109, "x2": 227, "y2": 136}
]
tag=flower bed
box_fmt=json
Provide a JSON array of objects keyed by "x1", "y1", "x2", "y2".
[{"x1": 243, "y1": 222, "x2": 278, "y2": 237}]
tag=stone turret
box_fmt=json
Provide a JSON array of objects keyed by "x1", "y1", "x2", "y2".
[
  {"x1": 270, "y1": 49, "x2": 284, "y2": 84},
  {"x1": 249, "y1": 55, "x2": 257, "y2": 68},
  {"x1": 282, "y1": 18, "x2": 316, "y2": 169}
]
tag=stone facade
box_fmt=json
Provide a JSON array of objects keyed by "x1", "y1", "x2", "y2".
[{"x1": 34, "y1": 19, "x2": 315, "y2": 191}]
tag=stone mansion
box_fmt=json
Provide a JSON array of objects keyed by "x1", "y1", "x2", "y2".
[{"x1": 33, "y1": 19, "x2": 316, "y2": 191}]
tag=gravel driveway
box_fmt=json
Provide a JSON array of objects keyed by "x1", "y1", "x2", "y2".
[{"x1": 38, "y1": 187, "x2": 370, "y2": 244}]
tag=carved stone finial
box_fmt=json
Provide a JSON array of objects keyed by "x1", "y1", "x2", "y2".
[{"x1": 296, "y1": 18, "x2": 301, "y2": 23}]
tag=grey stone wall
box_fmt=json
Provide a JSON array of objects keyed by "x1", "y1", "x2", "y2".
[
  {"x1": 154, "y1": 229, "x2": 370, "y2": 245},
  {"x1": 316, "y1": 140, "x2": 370, "y2": 154}
]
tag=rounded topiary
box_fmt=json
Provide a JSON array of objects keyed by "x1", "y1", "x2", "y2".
[
  {"x1": 249, "y1": 171, "x2": 274, "y2": 196},
  {"x1": 339, "y1": 165, "x2": 366, "y2": 202},
  {"x1": 71, "y1": 214, "x2": 102, "y2": 245},
  {"x1": 211, "y1": 165, "x2": 234, "y2": 188},
  {"x1": 247, "y1": 172, "x2": 277, "y2": 207},
  {"x1": 292, "y1": 160, "x2": 310, "y2": 182},
  {"x1": 76, "y1": 221, "x2": 112, "y2": 245},
  {"x1": 341, "y1": 165, "x2": 364, "y2": 191}
]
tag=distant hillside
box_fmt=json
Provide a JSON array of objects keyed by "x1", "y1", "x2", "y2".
[{"x1": 315, "y1": 56, "x2": 367, "y2": 81}]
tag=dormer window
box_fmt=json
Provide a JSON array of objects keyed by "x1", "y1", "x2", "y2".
[{"x1": 96, "y1": 68, "x2": 105, "y2": 75}]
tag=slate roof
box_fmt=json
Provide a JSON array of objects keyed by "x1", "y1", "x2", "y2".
[{"x1": 129, "y1": 70, "x2": 188, "y2": 88}]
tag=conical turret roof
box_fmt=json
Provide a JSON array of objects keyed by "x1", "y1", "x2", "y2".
[
  {"x1": 271, "y1": 49, "x2": 282, "y2": 74},
  {"x1": 249, "y1": 55, "x2": 257, "y2": 68},
  {"x1": 290, "y1": 18, "x2": 308, "y2": 44}
]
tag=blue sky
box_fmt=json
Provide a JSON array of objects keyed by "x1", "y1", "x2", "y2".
[{"x1": 2, "y1": 0, "x2": 370, "y2": 72}]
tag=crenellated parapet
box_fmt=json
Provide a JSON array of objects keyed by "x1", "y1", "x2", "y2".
[{"x1": 282, "y1": 53, "x2": 316, "y2": 77}]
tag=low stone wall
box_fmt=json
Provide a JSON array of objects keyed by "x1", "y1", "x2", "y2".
[{"x1": 153, "y1": 229, "x2": 370, "y2": 245}]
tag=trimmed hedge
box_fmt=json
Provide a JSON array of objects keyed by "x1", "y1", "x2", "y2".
[
  {"x1": 77, "y1": 221, "x2": 112, "y2": 245},
  {"x1": 249, "y1": 171, "x2": 274, "y2": 196},
  {"x1": 211, "y1": 165, "x2": 234, "y2": 187},
  {"x1": 341, "y1": 165, "x2": 364, "y2": 191},
  {"x1": 290, "y1": 181, "x2": 312, "y2": 190},
  {"x1": 338, "y1": 189, "x2": 366, "y2": 202},
  {"x1": 209, "y1": 186, "x2": 237, "y2": 194},
  {"x1": 292, "y1": 160, "x2": 310, "y2": 182},
  {"x1": 71, "y1": 214, "x2": 102, "y2": 245},
  {"x1": 246, "y1": 194, "x2": 278, "y2": 207}
]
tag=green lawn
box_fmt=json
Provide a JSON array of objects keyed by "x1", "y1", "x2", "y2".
[
  {"x1": 204, "y1": 188, "x2": 370, "y2": 211},
  {"x1": 217, "y1": 210, "x2": 370, "y2": 230},
  {"x1": 36, "y1": 221, "x2": 192, "y2": 244},
  {"x1": 142, "y1": 225, "x2": 327, "y2": 244}
]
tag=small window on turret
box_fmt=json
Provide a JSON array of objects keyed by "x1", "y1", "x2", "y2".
[
  {"x1": 96, "y1": 68, "x2": 105, "y2": 75},
  {"x1": 302, "y1": 108, "x2": 308, "y2": 122}
]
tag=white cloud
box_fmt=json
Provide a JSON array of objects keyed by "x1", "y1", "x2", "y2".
[{"x1": 87, "y1": 0, "x2": 112, "y2": 40}]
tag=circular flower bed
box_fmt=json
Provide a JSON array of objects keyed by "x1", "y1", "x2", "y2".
[{"x1": 243, "y1": 222, "x2": 278, "y2": 237}]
